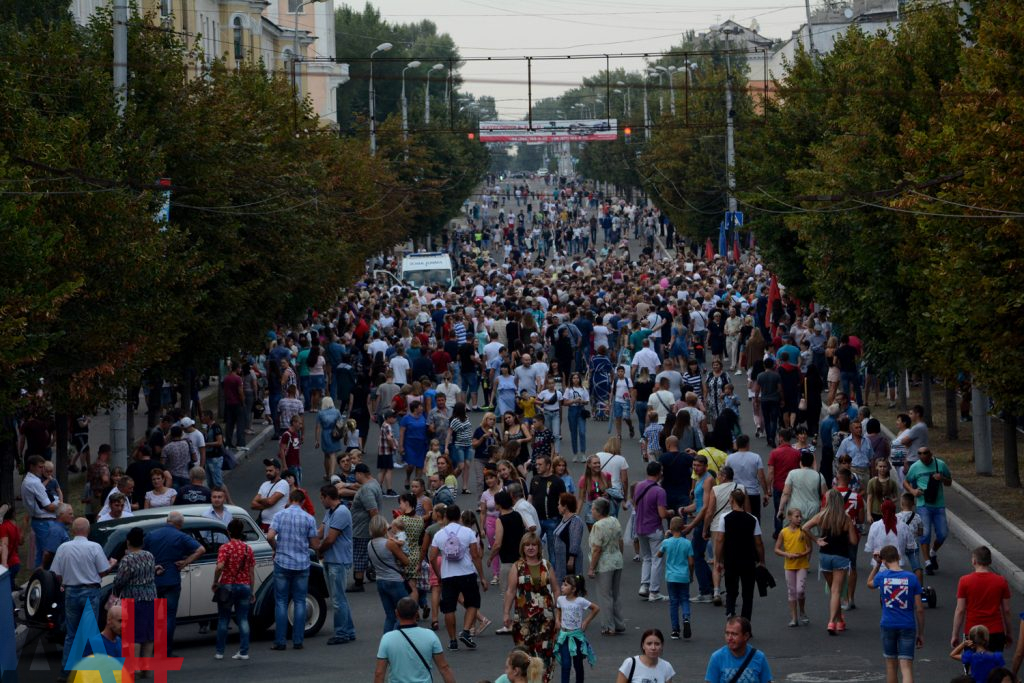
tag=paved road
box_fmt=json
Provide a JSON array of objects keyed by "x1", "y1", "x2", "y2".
[{"x1": 17, "y1": 181, "x2": 1022, "y2": 682}]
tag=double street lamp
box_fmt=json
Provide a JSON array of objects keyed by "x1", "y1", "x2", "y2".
[
  {"x1": 425, "y1": 63, "x2": 445, "y2": 124},
  {"x1": 401, "y1": 60, "x2": 421, "y2": 141},
  {"x1": 656, "y1": 65, "x2": 678, "y2": 116},
  {"x1": 368, "y1": 41, "x2": 392, "y2": 156}
]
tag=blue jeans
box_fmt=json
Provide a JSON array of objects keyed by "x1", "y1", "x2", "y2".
[
  {"x1": 324, "y1": 562, "x2": 356, "y2": 640},
  {"x1": 539, "y1": 518, "x2": 559, "y2": 563},
  {"x1": 667, "y1": 581, "x2": 691, "y2": 631},
  {"x1": 461, "y1": 372, "x2": 479, "y2": 402},
  {"x1": 30, "y1": 518, "x2": 52, "y2": 567},
  {"x1": 156, "y1": 583, "x2": 181, "y2": 653},
  {"x1": 376, "y1": 579, "x2": 409, "y2": 633},
  {"x1": 545, "y1": 410, "x2": 561, "y2": 453},
  {"x1": 206, "y1": 456, "x2": 224, "y2": 489},
  {"x1": 567, "y1": 405, "x2": 587, "y2": 455},
  {"x1": 62, "y1": 585, "x2": 100, "y2": 670},
  {"x1": 840, "y1": 370, "x2": 863, "y2": 406},
  {"x1": 216, "y1": 584, "x2": 251, "y2": 655},
  {"x1": 274, "y1": 566, "x2": 310, "y2": 646},
  {"x1": 916, "y1": 505, "x2": 948, "y2": 547},
  {"x1": 635, "y1": 401, "x2": 649, "y2": 434},
  {"x1": 269, "y1": 391, "x2": 282, "y2": 437},
  {"x1": 691, "y1": 532, "x2": 713, "y2": 596},
  {"x1": 558, "y1": 638, "x2": 585, "y2": 683}
]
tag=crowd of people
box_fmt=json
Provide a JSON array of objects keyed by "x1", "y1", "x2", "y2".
[{"x1": 8, "y1": 177, "x2": 1024, "y2": 683}]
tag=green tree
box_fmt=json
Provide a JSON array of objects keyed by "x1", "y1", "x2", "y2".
[{"x1": 0, "y1": 0, "x2": 69, "y2": 27}]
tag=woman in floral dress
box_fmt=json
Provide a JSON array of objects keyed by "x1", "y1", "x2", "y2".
[{"x1": 503, "y1": 533, "x2": 559, "y2": 681}]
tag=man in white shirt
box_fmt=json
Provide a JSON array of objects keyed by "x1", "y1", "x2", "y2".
[
  {"x1": 508, "y1": 483, "x2": 540, "y2": 533},
  {"x1": 483, "y1": 330, "x2": 504, "y2": 364},
  {"x1": 725, "y1": 435, "x2": 770, "y2": 522},
  {"x1": 22, "y1": 455, "x2": 58, "y2": 567},
  {"x1": 389, "y1": 346, "x2": 411, "y2": 385},
  {"x1": 428, "y1": 505, "x2": 487, "y2": 651},
  {"x1": 250, "y1": 458, "x2": 290, "y2": 531},
  {"x1": 656, "y1": 358, "x2": 684, "y2": 401},
  {"x1": 180, "y1": 417, "x2": 206, "y2": 469},
  {"x1": 630, "y1": 338, "x2": 661, "y2": 379},
  {"x1": 649, "y1": 377, "x2": 677, "y2": 425}
]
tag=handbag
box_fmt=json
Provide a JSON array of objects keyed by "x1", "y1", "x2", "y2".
[
  {"x1": 214, "y1": 584, "x2": 233, "y2": 605},
  {"x1": 798, "y1": 377, "x2": 808, "y2": 412}
]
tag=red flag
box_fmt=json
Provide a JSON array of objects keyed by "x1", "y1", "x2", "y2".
[
  {"x1": 705, "y1": 237, "x2": 714, "y2": 262},
  {"x1": 732, "y1": 236, "x2": 740, "y2": 263},
  {"x1": 767, "y1": 274, "x2": 781, "y2": 335}
]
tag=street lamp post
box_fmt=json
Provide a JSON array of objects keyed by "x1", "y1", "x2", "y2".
[
  {"x1": 401, "y1": 60, "x2": 421, "y2": 142},
  {"x1": 613, "y1": 88, "x2": 625, "y2": 117},
  {"x1": 642, "y1": 73, "x2": 651, "y2": 140},
  {"x1": 717, "y1": 27, "x2": 742, "y2": 218},
  {"x1": 291, "y1": 0, "x2": 323, "y2": 93},
  {"x1": 650, "y1": 69, "x2": 664, "y2": 118},
  {"x1": 616, "y1": 80, "x2": 630, "y2": 117},
  {"x1": 368, "y1": 41, "x2": 392, "y2": 156},
  {"x1": 658, "y1": 66, "x2": 677, "y2": 116},
  {"x1": 425, "y1": 63, "x2": 444, "y2": 124}
]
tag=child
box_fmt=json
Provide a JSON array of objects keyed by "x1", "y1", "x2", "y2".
[
  {"x1": 389, "y1": 516, "x2": 410, "y2": 556},
  {"x1": 554, "y1": 574, "x2": 599, "y2": 683},
  {"x1": 424, "y1": 438, "x2": 442, "y2": 478},
  {"x1": 657, "y1": 516, "x2": 695, "y2": 639},
  {"x1": 774, "y1": 508, "x2": 811, "y2": 627},
  {"x1": 722, "y1": 384, "x2": 741, "y2": 435},
  {"x1": 552, "y1": 456, "x2": 576, "y2": 495},
  {"x1": 42, "y1": 461, "x2": 63, "y2": 504},
  {"x1": 950, "y1": 625, "x2": 1005, "y2": 683},
  {"x1": 867, "y1": 545, "x2": 924, "y2": 683},
  {"x1": 896, "y1": 492, "x2": 925, "y2": 582},
  {"x1": 641, "y1": 409, "x2": 662, "y2": 462},
  {"x1": 517, "y1": 389, "x2": 537, "y2": 425}
]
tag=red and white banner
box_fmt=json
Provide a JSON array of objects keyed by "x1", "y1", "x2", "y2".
[{"x1": 479, "y1": 118, "x2": 618, "y2": 143}]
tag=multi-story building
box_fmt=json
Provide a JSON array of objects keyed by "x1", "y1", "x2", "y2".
[{"x1": 69, "y1": 0, "x2": 348, "y2": 126}]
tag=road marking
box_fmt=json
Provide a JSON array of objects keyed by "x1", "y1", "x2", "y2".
[{"x1": 787, "y1": 672, "x2": 884, "y2": 682}]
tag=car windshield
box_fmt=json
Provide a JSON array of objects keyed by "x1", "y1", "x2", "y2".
[{"x1": 403, "y1": 268, "x2": 452, "y2": 289}]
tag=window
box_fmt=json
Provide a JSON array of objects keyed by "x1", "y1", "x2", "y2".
[
  {"x1": 159, "y1": 0, "x2": 171, "y2": 18},
  {"x1": 179, "y1": 0, "x2": 188, "y2": 33},
  {"x1": 233, "y1": 17, "x2": 243, "y2": 61},
  {"x1": 288, "y1": 0, "x2": 304, "y2": 12}
]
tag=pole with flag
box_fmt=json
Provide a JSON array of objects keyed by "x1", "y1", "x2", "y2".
[
  {"x1": 733, "y1": 235, "x2": 740, "y2": 263},
  {"x1": 705, "y1": 237, "x2": 714, "y2": 262}
]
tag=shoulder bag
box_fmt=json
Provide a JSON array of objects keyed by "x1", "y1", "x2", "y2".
[
  {"x1": 397, "y1": 628, "x2": 433, "y2": 682},
  {"x1": 728, "y1": 647, "x2": 758, "y2": 683}
]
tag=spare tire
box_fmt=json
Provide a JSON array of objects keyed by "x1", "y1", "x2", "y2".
[{"x1": 24, "y1": 568, "x2": 60, "y2": 625}]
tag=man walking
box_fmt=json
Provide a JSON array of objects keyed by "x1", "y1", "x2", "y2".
[
  {"x1": 704, "y1": 616, "x2": 774, "y2": 683},
  {"x1": 267, "y1": 489, "x2": 320, "y2": 651},
  {"x1": 529, "y1": 455, "x2": 565, "y2": 562},
  {"x1": 429, "y1": 504, "x2": 488, "y2": 651},
  {"x1": 716, "y1": 489, "x2": 766, "y2": 622},
  {"x1": 903, "y1": 447, "x2": 951, "y2": 575},
  {"x1": 754, "y1": 358, "x2": 782, "y2": 447},
  {"x1": 951, "y1": 546, "x2": 1013, "y2": 652},
  {"x1": 766, "y1": 429, "x2": 801, "y2": 538},
  {"x1": 318, "y1": 484, "x2": 356, "y2": 645},
  {"x1": 349, "y1": 463, "x2": 382, "y2": 592},
  {"x1": 634, "y1": 462, "x2": 670, "y2": 602},
  {"x1": 726, "y1": 435, "x2": 770, "y2": 521},
  {"x1": 50, "y1": 517, "x2": 117, "y2": 677},
  {"x1": 374, "y1": 597, "x2": 456, "y2": 683},
  {"x1": 868, "y1": 545, "x2": 925, "y2": 683}
]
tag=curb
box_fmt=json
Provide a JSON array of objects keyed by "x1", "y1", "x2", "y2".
[
  {"x1": 878, "y1": 423, "x2": 1024, "y2": 593},
  {"x1": 226, "y1": 424, "x2": 276, "y2": 473}
]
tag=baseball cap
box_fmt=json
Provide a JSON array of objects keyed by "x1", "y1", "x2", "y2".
[
  {"x1": 180, "y1": 417, "x2": 195, "y2": 428},
  {"x1": 353, "y1": 463, "x2": 371, "y2": 474},
  {"x1": 263, "y1": 457, "x2": 282, "y2": 469}
]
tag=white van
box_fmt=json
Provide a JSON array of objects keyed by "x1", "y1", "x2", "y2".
[{"x1": 400, "y1": 252, "x2": 455, "y2": 290}]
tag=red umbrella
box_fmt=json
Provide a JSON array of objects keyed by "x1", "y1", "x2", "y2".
[{"x1": 705, "y1": 237, "x2": 714, "y2": 262}]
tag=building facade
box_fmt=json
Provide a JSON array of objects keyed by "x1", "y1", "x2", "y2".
[{"x1": 69, "y1": 0, "x2": 348, "y2": 125}]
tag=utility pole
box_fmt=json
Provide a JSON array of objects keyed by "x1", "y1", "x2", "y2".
[
  {"x1": 109, "y1": 0, "x2": 129, "y2": 470},
  {"x1": 803, "y1": 0, "x2": 816, "y2": 57},
  {"x1": 722, "y1": 33, "x2": 739, "y2": 218}
]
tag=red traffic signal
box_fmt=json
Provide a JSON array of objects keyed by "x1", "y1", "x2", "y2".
[{"x1": 467, "y1": 132, "x2": 475, "y2": 140}]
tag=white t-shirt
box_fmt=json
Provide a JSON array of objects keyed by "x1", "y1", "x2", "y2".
[
  {"x1": 483, "y1": 341, "x2": 504, "y2": 364},
  {"x1": 431, "y1": 523, "x2": 479, "y2": 578},
  {"x1": 864, "y1": 519, "x2": 914, "y2": 566},
  {"x1": 557, "y1": 595, "x2": 592, "y2": 631},
  {"x1": 597, "y1": 452, "x2": 628, "y2": 492},
  {"x1": 612, "y1": 376, "x2": 633, "y2": 403},
  {"x1": 389, "y1": 356, "x2": 410, "y2": 385},
  {"x1": 592, "y1": 325, "x2": 610, "y2": 350},
  {"x1": 725, "y1": 450, "x2": 764, "y2": 493},
  {"x1": 537, "y1": 388, "x2": 562, "y2": 414},
  {"x1": 617, "y1": 656, "x2": 676, "y2": 683},
  {"x1": 258, "y1": 479, "x2": 291, "y2": 522},
  {"x1": 514, "y1": 499, "x2": 540, "y2": 532}
]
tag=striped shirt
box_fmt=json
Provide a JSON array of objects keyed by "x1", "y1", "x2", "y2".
[{"x1": 453, "y1": 322, "x2": 467, "y2": 345}]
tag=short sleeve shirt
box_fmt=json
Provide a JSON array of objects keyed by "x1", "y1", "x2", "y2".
[
  {"x1": 556, "y1": 595, "x2": 592, "y2": 631},
  {"x1": 705, "y1": 645, "x2": 772, "y2": 683},
  {"x1": 217, "y1": 539, "x2": 255, "y2": 585},
  {"x1": 589, "y1": 516, "x2": 623, "y2": 572},
  {"x1": 957, "y1": 571, "x2": 1011, "y2": 635},
  {"x1": 661, "y1": 535, "x2": 693, "y2": 583},
  {"x1": 872, "y1": 568, "x2": 922, "y2": 630},
  {"x1": 633, "y1": 480, "x2": 666, "y2": 536},
  {"x1": 905, "y1": 458, "x2": 951, "y2": 508},
  {"x1": 376, "y1": 626, "x2": 443, "y2": 683},
  {"x1": 618, "y1": 657, "x2": 676, "y2": 683}
]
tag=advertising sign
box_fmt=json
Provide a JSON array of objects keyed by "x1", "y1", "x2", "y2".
[{"x1": 479, "y1": 118, "x2": 618, "y2": 143}]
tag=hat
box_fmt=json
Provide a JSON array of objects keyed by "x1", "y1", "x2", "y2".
[
  {"x1": 353, "y1": 463, "x2": 371, "y2": 474},
  {"x1": 263, "y1": 457, "x2": 282, "y2": 469},
  {"x1": 180, "y1": 417, "x2": 195, "y2": 428}
]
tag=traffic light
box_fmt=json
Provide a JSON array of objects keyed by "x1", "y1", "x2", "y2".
[
  {"x1": 623, "y1": 126, "x2": 632, "y2": 144},
  {"x1": 467, "y1": 132, "x2": 475, "y2": 140}
]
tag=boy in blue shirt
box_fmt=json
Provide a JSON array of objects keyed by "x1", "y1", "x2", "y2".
[
  {"x1": 658, "y1": 516, "x2": 695, "y2": 639},
  {"x1": 868, "y1": 544, "x2": 925, "y2": 683}
]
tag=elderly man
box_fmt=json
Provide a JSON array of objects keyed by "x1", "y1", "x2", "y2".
[
  {"x1": 50, "y1": 517, "x2": 117, "y2": 675},
  {"x1": 42, "y1": 503, "x2": 74, "y2": 568},
  {"x1": 20, "y1": 454, "x2": 58, "y2": 567},
  {"x1": 144, "y1": 511, "x2": 205, "y2": 652}
]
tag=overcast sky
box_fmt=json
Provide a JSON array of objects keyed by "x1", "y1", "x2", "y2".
[{"x1": 365, "y1": 0, "x2": 812, "y2": 118}]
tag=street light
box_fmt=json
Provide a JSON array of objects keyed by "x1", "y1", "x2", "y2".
[
  {"x1": 616, "y1": 80, "x2": 630, "y2": 116},
  {"x1": 716, "y1": 25, "x2": 744, "y2": 224},
  {"x1": 425, "y1": 63, "x2": 444, "y2": 124},
  {"x1": 401, "y1": 60, "x2": 421, "y2": 142},
  {"x1": 613, "y1": 88, "x2": 626, "y2": 117},
  {"x1": 291, "y1": 0, "x2": 324, "y2": 93},
  {"x1": 643, "y1": 70, "x2": 657, "y2": 139},
  {"x1": 650, "y1": 68, "x2": 664, "y2": 118},
  {"x1": 368, "y1": 41, "x2": 392, "y2": 156},
  {"x1": 657, "y1": 65, "x2": 678, "y2": 116}
]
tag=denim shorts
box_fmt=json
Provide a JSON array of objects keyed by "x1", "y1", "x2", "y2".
[
  {"x1": 820, "y1": 552, "x2": 851, "y2": 572},
  {"x1": 613, "y1": 400, "x2": 629, "y2": 419},
  {"x1": 881, "y1": 626, "x2": 916, "y2": 660},
  {"x1": 449, "y1": 444, "x2": 473, "y2": 466},
  {"x1": 905, "y1": 547, "x2": 922, "y2": 572}
]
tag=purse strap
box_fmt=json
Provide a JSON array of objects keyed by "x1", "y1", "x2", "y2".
[
  {"x1": 728, "y1": 647, "x2": 758, "y2": 683},
  {"x1": 397, "y1": 627, "x2": 433, "y2": 681}
]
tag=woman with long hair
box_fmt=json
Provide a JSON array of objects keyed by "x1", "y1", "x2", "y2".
[
  {"x1": 614, "y1": 628, "x2": 676, "y2": 683},
  {"x1": 825, "y1": 336, "x2": 841, "y2": 405},
  {"x1": 671, "y1": 410, "x2": 703, "y2": 454},
  {"x1": 578, "y1": 455, "x2": 612, "y2": 530},
  {"x1": 480, "y1": 468, "x2": 505, "y2": 583},
  {"x1": 802, "y1": 488, "x2": 857, "y2": 635},
  {"x1": 504, "y1": 648, "x2": 546, "y2": 683},
  {"x1": 563, "y1": 372, "x2": 590, "y2": 462},
  {"x1": 704, "y1": 359, "x2": 729, "y2": 425}
]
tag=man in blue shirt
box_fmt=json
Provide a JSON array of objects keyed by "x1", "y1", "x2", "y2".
[
  {"x1": 318, "y1": 485, "x2": 355, "y2": 645},
  {"x1": 144, "y1": 511, "x2": 204, "y2": 653},
  {"x1": 868, "y1": 544, "x2": 925, "y2": 683},
  {"x1": 705, "y1": 616, "x2": 773, "y2": 682},
  {"x1": 375, "y1": 597, "x2": 455, "y2": 683},
  {"x1": 267, "y1": 489, "x2": 319, "y2": 650}
]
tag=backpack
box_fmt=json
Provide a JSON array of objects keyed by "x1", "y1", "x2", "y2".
[
  {"x1": 442, "y1": 528, "x2": 465, "y2": 561},
  {"x1": 331, "y1": 415, "x2": 346, "y2": 441}
]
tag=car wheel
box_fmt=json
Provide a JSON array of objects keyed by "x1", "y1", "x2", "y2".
[
  {"x1": 24, "y1": 569, "x2": 59, "y2": 625},
  {"x1": 288, "y1": 591, "x2": 327, "y2": 638}
]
